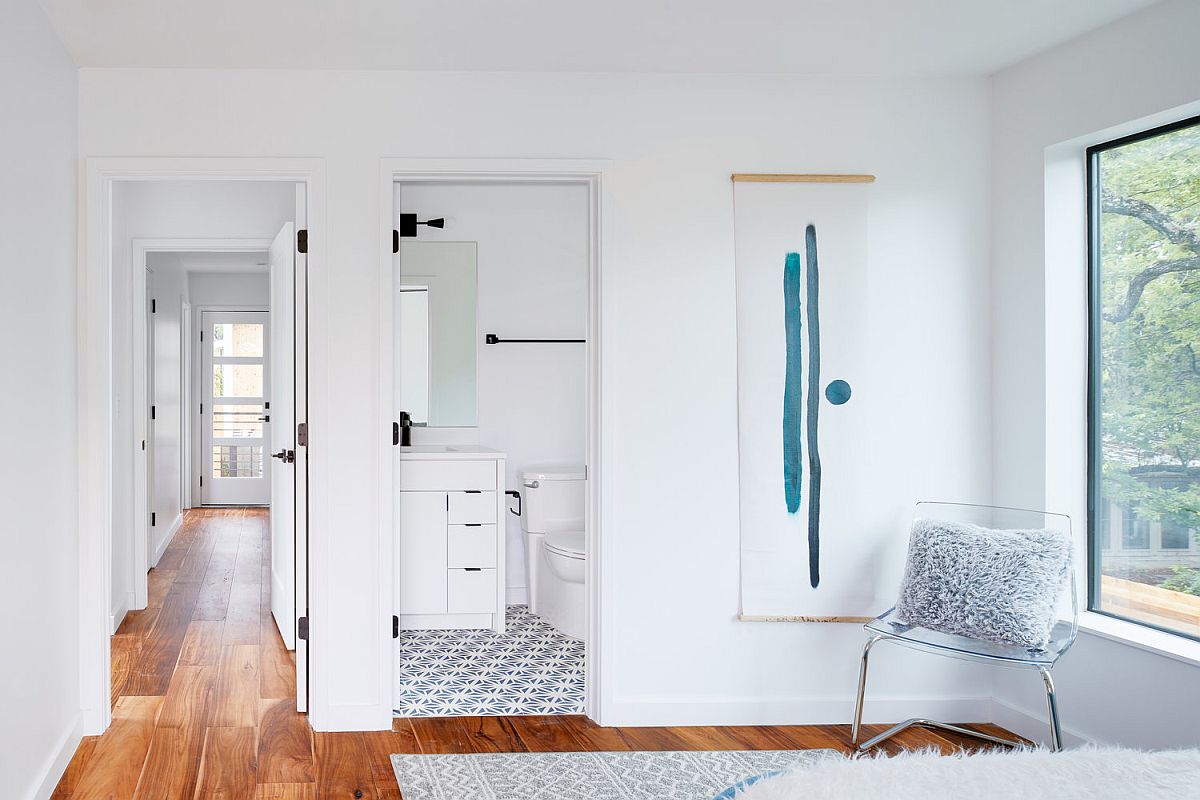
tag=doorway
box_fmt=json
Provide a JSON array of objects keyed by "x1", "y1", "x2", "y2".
[
  {"x1": 79, "y1": 165, "x2": 320, "y2": 736},
  {"x1": 384, "y1": 165, "x2": 605, "y2": 721},
  {"x1": 201, "y1": 310, "x2": 271, "y2": 506}
]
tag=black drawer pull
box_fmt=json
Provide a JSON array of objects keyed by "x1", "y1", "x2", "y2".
[
  {"x1": 463, "y1": 523, "x2": 483, "y2": 527},
  {"x1": 463, "y1": 490, "x2": 482, "y2": 494},
  {"x1": 465, "y1": 568, "x2": 482, "y2": 572}
]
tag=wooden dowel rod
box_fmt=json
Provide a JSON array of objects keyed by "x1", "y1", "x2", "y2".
[{"x1": 731, "y1": 173, "x2": 876, "y2": 183}]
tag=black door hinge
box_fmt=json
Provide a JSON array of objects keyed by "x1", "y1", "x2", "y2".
[
  {"x1": 199, "y1": 475, "x2": 203, "y2": 487},
  {"x1": 151, "y1": 512, "x2": 156, "y2": 527},
  {"x1": 200, "y1": 403, "x2": 204, "y2": 415},
  {"x1": 297, "y1": 616, "x2": 309, "y2": 641},
  {"x1": 151, "y1": 298, "x2": 156, "y2": 313},
  {"x1": 392, "y1": 229, "x2": 399, "y2": 254},
  {"x1": 200, "y1": 330, "x2": 204, "y2": 342},
  {"x1": 393, "y1": 615, "x2": 399, "y2": 639},
  {"x1": 141, "y1": 439, "x2": 145, "y2": 451},
  {"x1": 297, "y1": 422, "x2": 308, "y2": 447},
  {"x1": 392, "y1": 422, "x2": 399, "y2": 446},
  {"x1": 297, "y1": 229, "x2": 308, "y2": 254},
  {"x1": 151, "y1": 405, "x2": 156, "y2": 420}
]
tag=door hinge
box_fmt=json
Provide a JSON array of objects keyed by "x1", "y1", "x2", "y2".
[
  {"x1": 392, "y1": 421, "x2": 399, "y2": 446},
  {"x1": 151, "y1": 298, "x2": 156, "y2": 313},
  {"x1": 151, "y1": 405, "x2": 156, "y2": 420},
  {"x1": 393, "y1": 615, "x2": 399, "y2": 639},
  {"x1": 297, "y1": 422, "x2": 308, "y2": 447},
  {"x1": 297, "y1": 616, "x2": 309, "y2": 641},
  {"x1": 392, "y1": 229, "x2": 399, "y2": 254},
  {"x1": 200, "y1": 329, "x2": 204, "y2": 342},
  {"x1": 297, "y1": 229, "x2": 308, "y2": 254},
  {"x1": 199, "y1": 475, "x2": 203, "y2": 487},
  {"x1": 200, "y1": 403, "x2": 204, "y2": 415},
  {"x1": 151, "y1": 512, "x2": 156, "y2": 527},
  {"x1": 141, "y1": 439, "x2": 145, "y2": 451}
]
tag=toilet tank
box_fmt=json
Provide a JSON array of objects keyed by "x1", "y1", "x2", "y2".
[{"x1": 520, "y1": 465, "x2": 585, "y2": 534}]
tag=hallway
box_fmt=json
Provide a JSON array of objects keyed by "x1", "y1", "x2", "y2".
[{"x1": 52, "y1": 508, "x2": 1018, "y2": 799}]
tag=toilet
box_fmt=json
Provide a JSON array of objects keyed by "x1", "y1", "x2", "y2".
[{"x1": 520, "y1": 465, "x2": 586, "y2": 641}]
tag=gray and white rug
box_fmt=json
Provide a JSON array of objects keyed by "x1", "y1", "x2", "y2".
[
  {"x1": 394, "y1": 605, "x2": 585, "y2": 717},
  {"x1": 391, "y1": 750, "x2": 833, "y2": 800}
]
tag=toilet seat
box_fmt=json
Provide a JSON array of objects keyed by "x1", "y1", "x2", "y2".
[{"x1": 544, "y1": 530, "x2": 585, "y2": 560}]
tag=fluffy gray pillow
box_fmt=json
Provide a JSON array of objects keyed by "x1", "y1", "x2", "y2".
[{"x1": 893, "y1": 518, "x2": 1072, "y2": 649}]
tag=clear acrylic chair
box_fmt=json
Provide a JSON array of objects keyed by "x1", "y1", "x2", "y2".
[{"x1": 850, "y1": 501, "x2": 1077, "y2": 752}]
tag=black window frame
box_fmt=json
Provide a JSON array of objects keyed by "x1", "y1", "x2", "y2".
[{"x1": 1086, "y1": 112, "x2": 1200, "y2": 641}]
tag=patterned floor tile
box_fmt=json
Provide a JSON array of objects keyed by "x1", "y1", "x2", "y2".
[{"x1": 394, "y1": 605, "x2": 585, "y2": 718}]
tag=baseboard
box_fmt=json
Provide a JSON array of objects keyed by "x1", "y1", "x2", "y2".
[
  {"x1": 601, "y1": 695, "x2": 993, "y2": 728},
  {"x1": 309, "y1": 703, "x2": 394, "y2": 732},
  {"x1": 27, "y1": 713, "x2": 83, "y2": 800},
  {"x1": 989, "y1": 697, "x2": 1091, "y2": 749},
  {"x1": 506, "y1": 586, "x2": 529, "y2": 605},
  {"x1": 270, "y1": 569, "x2": 295, "y2": 649},
  {"x1": 149, "y1": 512, "x2": 184, "y2": 569},
  {"x1": 110, "y1": 591, "x2": 133, "y2": 634}
]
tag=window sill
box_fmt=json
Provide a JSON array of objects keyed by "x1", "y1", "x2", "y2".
[{"x1": 1077, "y1": 611, "x2": 1200, "y2": 668}]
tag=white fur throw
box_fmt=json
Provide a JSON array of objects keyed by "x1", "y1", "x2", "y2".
[
  {"x1": 893, "y1": 518, "x2": 1071, "y2": 648},
  {"x1": 730, "y1": 747, "x2": 1200, "y2": 800}
]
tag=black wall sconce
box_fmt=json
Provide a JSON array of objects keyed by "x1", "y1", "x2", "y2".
[{"x1": 393, "y1": 214, "x2": 445, "y2": 252}]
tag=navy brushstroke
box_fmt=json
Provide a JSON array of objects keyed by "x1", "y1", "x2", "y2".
[
  {"x1": 782, "y1": 252, "x2": 804, "y2": 514},
  {"x1": 805, "y1": 224, "x2": 823, "y2": 588}
]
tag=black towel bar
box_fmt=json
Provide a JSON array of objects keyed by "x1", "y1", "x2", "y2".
[{"x1": 485, "y1": 333, "x2": 585, "y2": 344}]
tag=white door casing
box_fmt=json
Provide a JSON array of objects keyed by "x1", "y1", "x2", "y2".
[{"x1": 201, "y1": 310, "x2": 270, "y2": 505}]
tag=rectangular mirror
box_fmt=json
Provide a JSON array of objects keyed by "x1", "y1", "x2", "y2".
[{"x1": 395, "y1": 241, "x2": 478, "y2": 427}]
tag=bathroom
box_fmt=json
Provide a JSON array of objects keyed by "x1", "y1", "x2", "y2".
[{"x1": 391, "y1": 178, "x2": 593, "y2": 717}]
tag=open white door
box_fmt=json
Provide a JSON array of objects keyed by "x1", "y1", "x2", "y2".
[
  {"x1": 268, "y1": 185, "x2": 309, "y2": 712},
  {"x1": 269, "y1": 222, "x2": 297, "y2": 650}
]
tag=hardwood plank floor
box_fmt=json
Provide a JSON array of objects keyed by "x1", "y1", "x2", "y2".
[{"x1": 54, "y1": 507, "x2": 1024, "y2": 799}]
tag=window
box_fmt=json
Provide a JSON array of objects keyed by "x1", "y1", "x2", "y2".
[{"x1": 1088, "y1": 114, "x2": 1200, "y2": 641}]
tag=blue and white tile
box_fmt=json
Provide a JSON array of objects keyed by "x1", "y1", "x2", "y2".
[{"x1": 394, "y1": 605, "x2": 585, "y2": 718}]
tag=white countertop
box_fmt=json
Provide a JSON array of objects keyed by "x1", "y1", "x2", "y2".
[{"x1": 398, "y1": 444, "x2": 506, "y2": 460}]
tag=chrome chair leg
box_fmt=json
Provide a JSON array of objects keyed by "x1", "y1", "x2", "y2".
[
  {"x1": 850, "y1": 635, "x2": 883, "y2": 747},
  {"x1": 1039, "y1": 666, "x2": 1063, "y2": 752}
]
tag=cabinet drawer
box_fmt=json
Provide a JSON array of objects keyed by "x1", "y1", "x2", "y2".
[
  {"x1": 398, "y1": 460, "x2": 496, "y2": 491},
  {"x1": 447, "y1": 491, "x2": 497, "y2": 524},
  {"x1": 447, "y1": 568, "x2": 497, "y2": 614},
  {"x1": 447, "y1": 524, "x2": 497, "y2": 568}
]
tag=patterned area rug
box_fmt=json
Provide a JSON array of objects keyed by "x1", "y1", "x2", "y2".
[
  {"x1": 394, "y1": 605, "x2": 585, "y2": 717},
  {"x1": 391, "y1": 750, "x2": 834, "y2": 800}
]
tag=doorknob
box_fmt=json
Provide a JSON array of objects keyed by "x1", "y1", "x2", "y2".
[{"x1": 272, "y1": 449, "x2": 295, "y2": 463}]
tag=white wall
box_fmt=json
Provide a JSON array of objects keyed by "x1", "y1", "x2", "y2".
[
  {"x1": 146, "y1": 255, "x2": 189, "y2": 561},
  {"x1": 188, "y1": 269, "x2": 269, "y2": 307},
  {"x1": 398, "y1": 183, "x2": 590, "y2": 599},
  {"x1": 80, "y1": 69, "x2": 994, "y2": 729},
  {"x1": 990, "y1": 0, "x2": 1200, "y2": 747},
  {"x1": 0, "y1": 3, "x2": 80, "y2": 798},
  {"x1": 109, "y1": 182, "x2": 292, "y2": 624}
]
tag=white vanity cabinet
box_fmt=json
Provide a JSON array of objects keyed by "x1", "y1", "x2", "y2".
[{"x1": 396, "y1": 447, "x2": 506, "y2": 633}]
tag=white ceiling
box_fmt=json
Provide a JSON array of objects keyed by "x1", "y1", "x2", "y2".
[{"x1": 39, "y1": 0, "x2": 1158, "y2": 76}]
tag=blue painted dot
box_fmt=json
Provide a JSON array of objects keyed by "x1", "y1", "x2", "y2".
[{"x1": 825, "y1": 379, "x2": 852, "y2": 405}]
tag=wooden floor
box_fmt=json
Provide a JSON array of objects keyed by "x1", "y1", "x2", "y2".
[{"x1": 54, "y1": 507, "x2": 1019, "y2": 799}]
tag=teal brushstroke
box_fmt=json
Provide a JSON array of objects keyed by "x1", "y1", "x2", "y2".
[
  {"x1": 783, "y1": 252, "x2": 804, "y2": 514},
  {"x1": 805, "y1": 224, "x2": 823, "y2": 588},
  {"x1": 825, "y1": 379, "x2": 852, "y2": 405}
]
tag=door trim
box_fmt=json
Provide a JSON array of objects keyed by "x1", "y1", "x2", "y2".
[
  {"x1": 80, "y1": 159, "x2": 325, "y2": 736},
  {"x1": 130, "y1": 238, "x2": 273, "y2": 607},
  {"x1": 380, "y1": 158, "x2": 611, "y2": 723}
]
